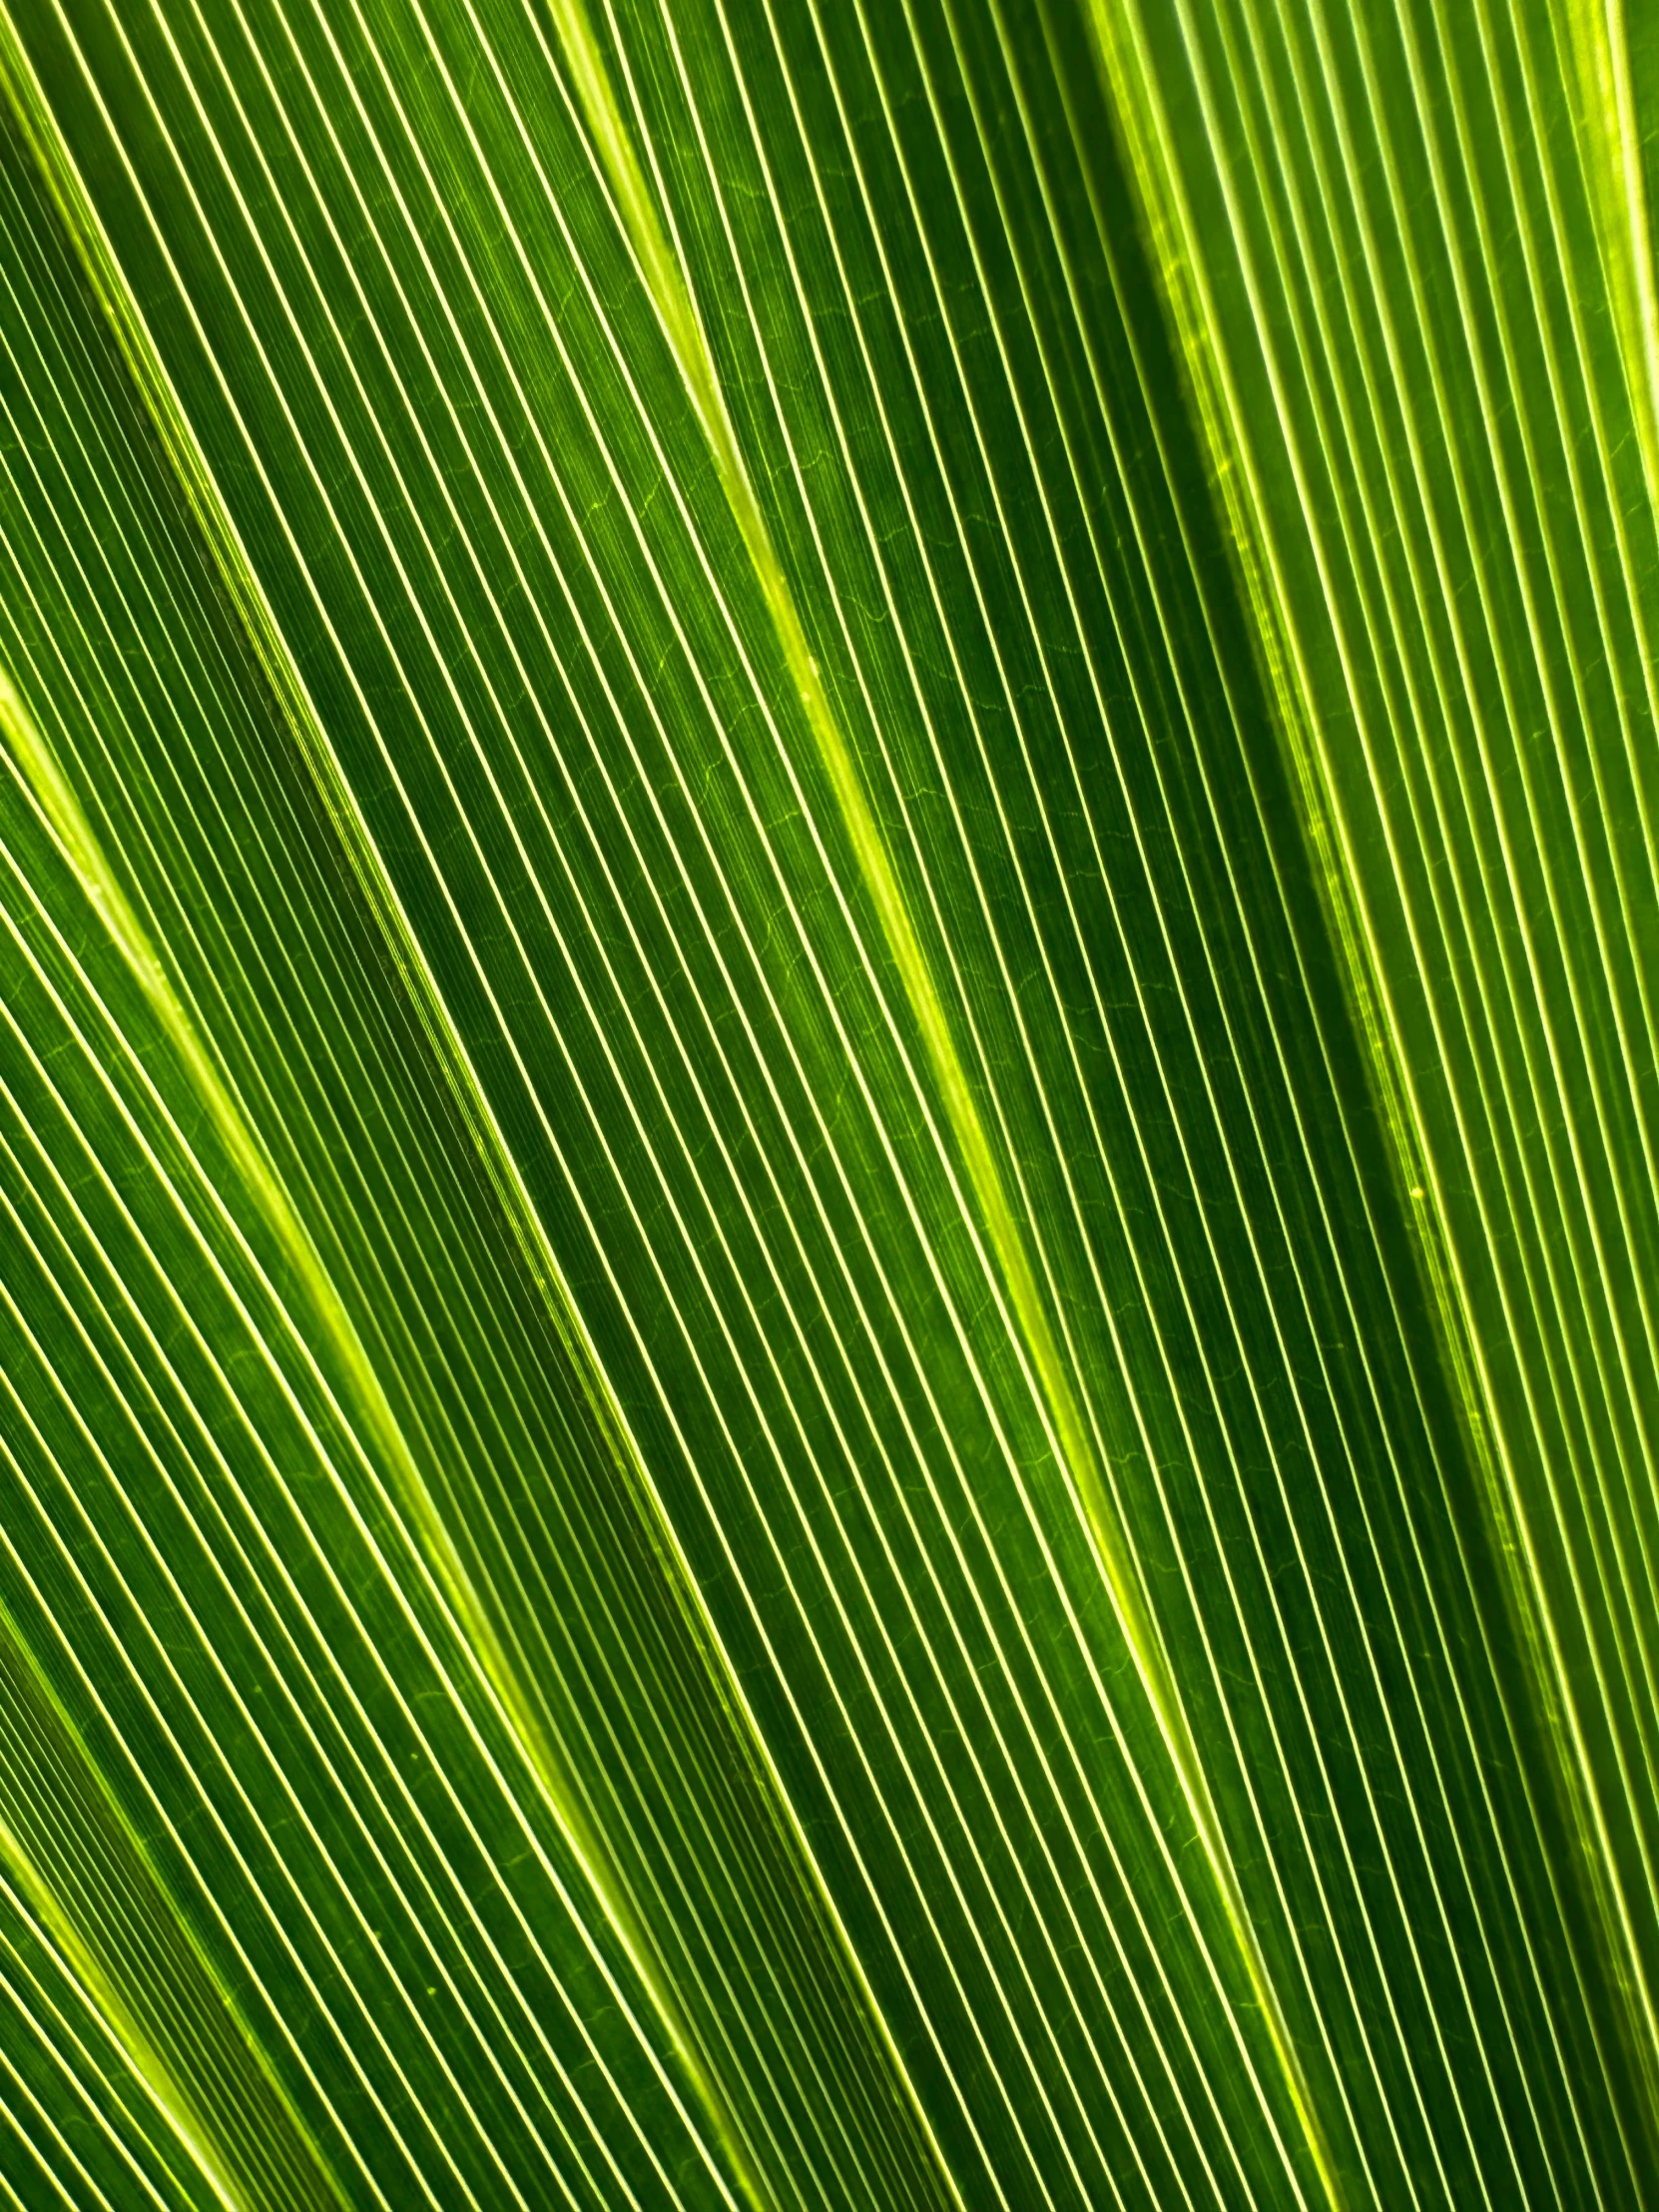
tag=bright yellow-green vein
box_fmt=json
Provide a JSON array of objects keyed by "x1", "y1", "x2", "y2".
[
  {"x1": 1082, "y1": 0, "x2": 1659, "y2": 2177},
  {"x1": 0, "y1": 1595, "x2": 340, "y2": 2212},
  {"x1": 0, "y1": 1808, "x2": 256, "y2": 2212},
  {"x1": 1562, "y1": 0, "x2": 1659, "y2": 512},
  {"x1": 0, "y1": 661, "x2": 765, "y2": 2212},
  {"x1": 0, "y1": 28, "x2": 966, "y2": 2191},
  {"x1": 539, "y1": 6, "x2": 1344, "y2": 2203}
]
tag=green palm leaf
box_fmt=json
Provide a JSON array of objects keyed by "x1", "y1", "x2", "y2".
[{"x1": 0, "y1": 0, "x2": 1650, "y2": 2204}]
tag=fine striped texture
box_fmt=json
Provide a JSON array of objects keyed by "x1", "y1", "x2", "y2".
[
  {"x1": 0, "y1": 0, "x2": 1650, "y2": 2206},
  {"x1": 1094, "y1": 0, "x2": 1659, "y2": 2195}
]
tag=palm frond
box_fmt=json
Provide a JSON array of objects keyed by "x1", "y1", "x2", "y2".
[{"x1": 0, "y1": 0, "x2": 1651, "y2": 2206}]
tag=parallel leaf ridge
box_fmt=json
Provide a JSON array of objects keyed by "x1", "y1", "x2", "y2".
[{"x1": 0, "y1": 0, "x2": 1651, "y2": 2206}]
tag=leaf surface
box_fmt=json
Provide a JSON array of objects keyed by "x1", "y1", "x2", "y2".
[{"x1": 0, "y1": 0, "x2": 1651, "y2": 2205}]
